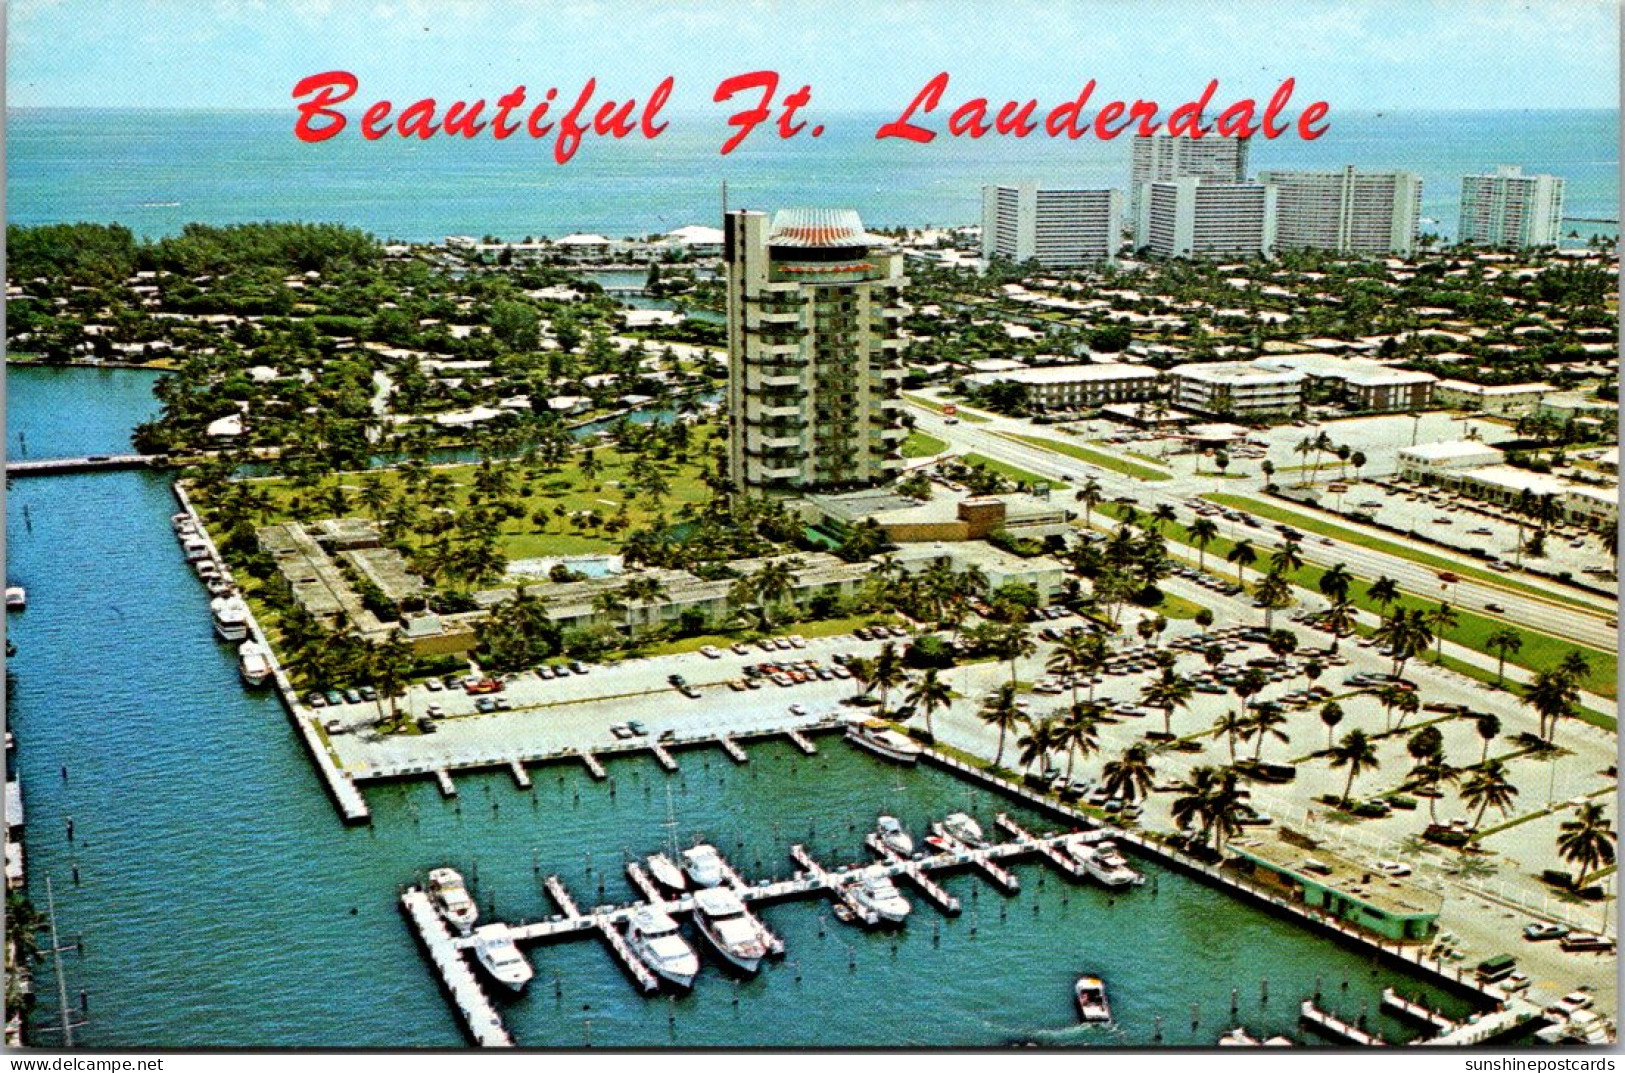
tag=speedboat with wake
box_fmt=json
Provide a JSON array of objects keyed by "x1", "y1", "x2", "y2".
[
  {"x1": 1075, "y1": 975, "x2": 1112, "y2": 1023},
  {"x1": 625, "y1": 906, "x2": 700, "y2": 988}
]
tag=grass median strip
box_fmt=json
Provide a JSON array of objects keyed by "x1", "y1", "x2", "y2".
[
  {"x1": 963, "y1": 452, "x2": 1064, "y2": 489},
  {"x1": 1099, "y1": 501, "x2": 1618, "y2": 700},
  {"x1": 1203, "y1": 492, "x2": 1604, "y2": 615},
  {"x1": 1000, "y1": 432, "x2": 1174, "y2": 482},
  {"x1": 902, "y1": 430, "x2": 949, "y2": 458},
  {"x1": 905, "y1": 393, "x2": 991, "y2": 422}
]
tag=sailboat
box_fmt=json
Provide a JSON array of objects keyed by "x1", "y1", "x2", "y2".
[{"x1": 647, "y1": 786, "x2": 688, "y2": 891}]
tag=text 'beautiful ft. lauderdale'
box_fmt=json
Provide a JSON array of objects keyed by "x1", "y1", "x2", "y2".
[{"x1": 291, "y1": 70, "x2": 1332, "y2": 161}]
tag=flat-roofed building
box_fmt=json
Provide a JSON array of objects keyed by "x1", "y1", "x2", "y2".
[
  {"x1": 1395, "y1": 440, "x2": 1506, "y2": 480},
  {"x1": 1434, "y1": 379, "x2": 1555, "y2": 415},
  {"x1": 962, "y1": 363, "x2": 1160, "y2": 410},
  {"x1": 1459, "y1": 166, "x2": 1565, "y2": 248},
  {"x1": 1257, "y1": 354, "x2": 1435, "y2": 412},
  {"x1": 1129, "y1": 133, "x2": 1250, "y2": 225},
  {"x1": 1418, "y1": 464, "x2": 1618, "y2": 530},
  {"x1": 1230, "y1": 831, "x2": 1441, "y2": 941},
  {"x1": 981, "y1": 184, "x2": 1122, "y2": 267},
  {"x1": 1257, "y1": 166, "x2": 1422, "y2": 256},
  {"x1": 1169, "y1": 360, "x2": 1302, "y2": 416},
  {"x1": 1137, "y1": 178, "x2": 1276, "y2": 259}
]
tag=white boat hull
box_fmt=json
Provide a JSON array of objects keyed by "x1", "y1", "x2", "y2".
[
  {"x1": 695, "y1": 917, "x2": 761, "y2": 975},
  {"x1": 846, "y1": 727, "x2": 920, "y2": 765}
]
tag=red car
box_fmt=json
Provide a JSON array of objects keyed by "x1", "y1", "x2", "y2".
[{"x1": 465, "y1": 678, "x2": 503, "y2": 695}]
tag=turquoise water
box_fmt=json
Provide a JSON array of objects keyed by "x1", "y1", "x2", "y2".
[
  {"x1": 4, "y1": 365, "x2": 164, "y2": 460},
  {"x1": 7, "y1": 108, "x2": 1616, "y2": 242},
  {"x1": 5, "y1": 367, "x2": 1486, "y2": 1048}
]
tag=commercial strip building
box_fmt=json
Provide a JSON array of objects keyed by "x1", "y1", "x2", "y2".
[
  {"x1": 1229, "y1": 832, "x2": 1441, "y2": 942},
  {"x1": 960, "y1": 363, "x2": 1161, "y2": 410},
  {"x1": 1459, "y1": 166, "x2": 1566, "y2": 248},
  {"x1": 1168, "y1": 360, "x2": 1303, "y2": 416},
  {"x1": 1129, "y1": 133, "x2": 1250, "y2": 225},
  {"x1": 1397, "y1": 441, "x2": 1618, "y2": 529},
  {"x1": 1255, "y1": 166, "x2": 1423, "y2": 256},
  {"x1": 981, "y1": 184, "x2": 1122, "y2": 267},
  {"x1": 1136, "y1": 178, "x2": 1276, "y2": 259},
  {"x1": 1433, "y1": 380, "x2": 1556, "y2": 415},
  {"x1": 725, "y1": 208, "x2": 909, "y2": 494},
  {"x1": 807, "y1": 487, "x2": 1072, "y2": 544}
]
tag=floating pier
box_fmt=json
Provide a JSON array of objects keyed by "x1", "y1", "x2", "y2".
[
  {"x1": 650, "y1": 743, "x2": 678, "y2": 772},
  {"x1": 544, "y1": 874, "x2": 582, "y2": 919},
  {"x1": 580, "y1": 751, "x2": 607, "y2": 780},
  {"x1": 1382, "y1": 988, "x2": 1460, "y2": 1036},
  {"x1": 594, "y1": 916, "x2": 660, "y2": 994},
  {"x1": 995, "y1": 813, "x2": 1086, "y2": 881},
  {"x1": 932, "y1": 829, "x2": 1020, "y2": 894},
  {"x1": 399, "y1": 889, "x2": 513, "y2": 1048},
  {"x1": 625, "y1": 860, "x2": 664, "y2": 904},
  {"x1": 786, "y1": 729, "x2": 818, "y2": 755},
  {"x1": 863, "y1": 834, "x2": 961, "y2": 915},
  {"x1": 434, "y1": 769, "x2": 457, "y2": 798},
  {"x1": 508, "y1": 760, "x2": 532, "y2": 790},
  {"x1": 718, "y1": 735, "x2": 748, "y2": 764},
  {"x1": 1300, "y1": 1000, "x2": 1386, "y2": 1046},
  {"x1": 791, "y1": 844, "x2": 880, "y2": 927}
]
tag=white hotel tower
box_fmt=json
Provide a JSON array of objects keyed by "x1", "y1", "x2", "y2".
[
  {"x1": 724, "y1": 208, "x2": 908, "y2": 495},
  {"x1": 981, "y1": 184, "x2": 1123, "y2": 266}
]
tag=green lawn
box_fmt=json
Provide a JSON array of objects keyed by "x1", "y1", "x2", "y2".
[
  {"x1": 1000, "y1": 432, "x2": 1173, "y2": 482},
  {"x1": 240, "y1": 427, "x2": 720, "y2": 562},
  {"x1": 1203, "y1": 492, "x2": 1604, "y2": 615},
  {"x1": 1155, "y1": 593, "x2": 1209, "y2": 620},
  {"x1": 963, "y1": 452, "x2": 1064, "y2": 489},
  {"x1": 1099, "y1": 501, "x2": 1618, "y2": 699},
  {"x1": 902, "y1": 430, "x2": 949, "y2": 459},
  {"x1": 905, "y1": 393, "x2": 992, "y2": 422}
]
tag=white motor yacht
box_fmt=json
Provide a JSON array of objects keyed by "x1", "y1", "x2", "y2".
[
  {"x1": 850, "y1": 875, "x2": 911, "y2": 924},
  {"x1": 647, "y1": 853, "x2": 687, "y2": 891},
  {"x1": 427, "y1": 867, "x2": 479, "y2": 935},
  {"x1": 876, "y1": 815, "x2": 914, "y2": 856},
  {"x1": 237, "y1": 641, "x2": 272, "y2": 688},
  {"x1": 845, "y1": 721, "x2": 921, "y2": 765},
  {"x1": 211, "y1": 595, "x2": 250, "y2": 642},
  {"x1": 942, "y1": 812, "x2": 986, "y2": 847},
  {"x1": 472, "y1": 923, "x2": 533, "y2": 992},
  {"x1": 690, "y1": 886, "x2": 765, "y2": 974},
  {"x1": 681, "y1": 843, "x2": 725, "y2": 888},
  {"x1": 1074, "y1": 975, "x2": 1112, "y2": 1023},
  {"x1": 625, "y1": 906, "x2": 700, "y2": 988},
  {"x1": 1068, "y1": 837, "x2": 1145, "y2": 888},
  {"x1": 4, "y1": 587, "x2": 25, "y2": 612}
]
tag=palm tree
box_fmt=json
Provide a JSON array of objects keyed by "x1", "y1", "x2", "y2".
[
  {"x1": 1248, "y1": 702, "x2": 1290, "y2": 761},
  {"x1": 1557, "y1": 803, "x2": 1616, "y2": 890},
  {"x1": 977, "y1": 683, "x2": 1027, "y2": 769},
  {"x1": 1317, "y1": 563, "x2": 1352, "y2": 605},
  {"x1": 1188, "y1": 517, "x2": 1219, "y2": 571},
  {"x1": 1057, "y1": 702, "x2": 1101, "y2": 781},
  {"x1": 904, "y1": 668, "x2": 953, "y2": 742},
  {"x1": 871, "y1": 641, "x2": 905, "y2": 716},
  {"x1": 1483, "y1": 628, "x2": 1522, "y2": 684},
  {"x1": 1322, "y1": 598, "x2": 1356, "y2": 652},
  {"x1": 1523, "y1": 667, "x2": 1579, "y2": 746},
  {"x1": 1253, "y1": 572, "x2": 1294, "y2": 630},
  {"x1": 1424, "y1": 601, "x2": 1459, "y2": 662},
  {"x1": 1329, "y1": 728, "x2": 1379, "y2": 805},
  {"x1": 1474, "y1": 712, "x2": 1501, "y2": 763},
  {"x1": 1101, "y1": 744, "x2": 1157, "y2": 805},
  {"x1": 1141, "y1": 669, "x2": 1194, "y2": 738},
  {"x1": 1461, "y1": 759, "x2": 1518, "y2": 831},
  {"x1": 1016, "y1": 717, "x2": 1062, "y2": 778},
  {"x1": 996, "y1": 622, "x2": 1037, "y2": 690},
  {"x1": 1319, "y1": 700, "x2": 1345, "y2": 750},
  {"x1": 1367, "y1": 576, "x2": 1401, "y2": 621},
  {"x1": 845, "y1": 655, "x2": 876, "y2": 698},
  {"x1": 1047, "y1": 628, "x2": 1097, "y2": 711},
  {"x1": 1269, "y1": 540, "x2": 1304, "y2": 577},
  {"x1": 752, "y1": 558, "x2": 800, "y2": 627},
  {"x1": 1171, "y1": 766, "x2": 1221, "y2": 847},
  {"x1": 1075, "y1": 478, "x2": 1104, "y2": 529},
  {"x1": 1390, "y1": 689, "x2": 1421, "y2": 732},
  {"x1": 1226, "y1": 540, "x2": 1257, "y2": 586},
  {"x1": 1212, "y1": 708, "x2": 1249, "y2": 763}
]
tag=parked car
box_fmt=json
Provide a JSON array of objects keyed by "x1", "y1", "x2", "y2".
[{"x1": 1523, "y1": 921, "x2": 1570, "y2": 942}]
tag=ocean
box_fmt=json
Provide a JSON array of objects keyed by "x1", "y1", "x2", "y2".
[{"x1": 5, "y1": 107, "x2": 1618, "y2": 242}]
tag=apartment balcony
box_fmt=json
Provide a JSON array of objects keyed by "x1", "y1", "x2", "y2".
[
  {"x1": 753, "y1": 463, "x2": 803, "y2": 482},
  {"x1": 749, "y1": 372, "x2": 803, "y2": 390},
  {"x1": 751, "y1": 402, "x2": 804, "y2": 421},
  {"x1": 748, "y1": 308, "x2": 803, "y2": 330}
]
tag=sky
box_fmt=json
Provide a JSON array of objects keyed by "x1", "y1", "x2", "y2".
[{"x1": 6, "y1": 0, "x2": 1620, "y2": 113}]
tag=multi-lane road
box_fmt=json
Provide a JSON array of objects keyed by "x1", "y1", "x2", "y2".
[{"x1": 908, "y1": 402, "x2": 1618, "y2": 654}]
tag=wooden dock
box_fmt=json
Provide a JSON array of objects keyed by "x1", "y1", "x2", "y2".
[
  {"x1": 791, "y1": 844, "x2": 880, "y2": 927},
  {"x1": 718, "y1": 735, "x2": 748, "y2": 764},
  {"x1": 625, "y1": 860, "x2": 664, "y2": 904},
  {"x1": 1382, "y1": 987, "x2": 1459, "y2": 1035},
  {"x1": 650, "y1": 743, "x2": 678, "y2": 772},
  {"x1": 864, "y1": 834, "x2": 960, "y2": 915},
  {"x1": 1300, "y1": 1000, "x2": 1386, "y2": 1046},
  {"x1": 594, "y1": 917, "x2": 660, "y2": 994},
  {"x1": 995, "y1": 813, "x2": 1087, "y2": 881},
  {"x1": 400, "y1": 889, "x2": 513, "y2": 1048},
  {"x1": 435, "y1": 769, "x2": 457, "y2": 798},
  {"x1": 932, "y1": 828, "x2": 1020, "y2": 894},
  {"x1": 508, "y1": 760, "x2": 531, "y2": 789},
  {"x1": 544, "y1": 874, "x2": 583, "y2": 919},
  {"x1": 786, "y1": 729, "x2": 818, "y2": 755},
  {"x1": 580, "y1": 751, "x2": 607, "y2": 780}
]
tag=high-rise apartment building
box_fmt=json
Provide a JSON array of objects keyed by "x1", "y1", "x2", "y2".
[
  {"x1": 724, "y1": 208, "x2": 908, "y2": 495},
  {"x1": 1137, "y1": 178, "x2": 1276, "y2": 259},
  {"x1": 981, "y1": 184, "x2": 1122, "y2": 266},
  {"x1": 1459, "y1": 166, "x2": 1566, "y2": 248},
  {"x1": 1129, "y1": 133, "x2": 1250, "y2": 235},
  {"x1": 1257, "y1": 166, "x2": 1423, "y2": 256}
]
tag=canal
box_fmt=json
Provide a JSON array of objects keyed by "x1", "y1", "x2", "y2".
[{"x1": 6, "y1": 365, "x2": 1477, "y2": 1047}]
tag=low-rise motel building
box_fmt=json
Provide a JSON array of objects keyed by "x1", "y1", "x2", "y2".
[{"x1": 1229, "y1": 831, "x2": 1442, "y2": 942}]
